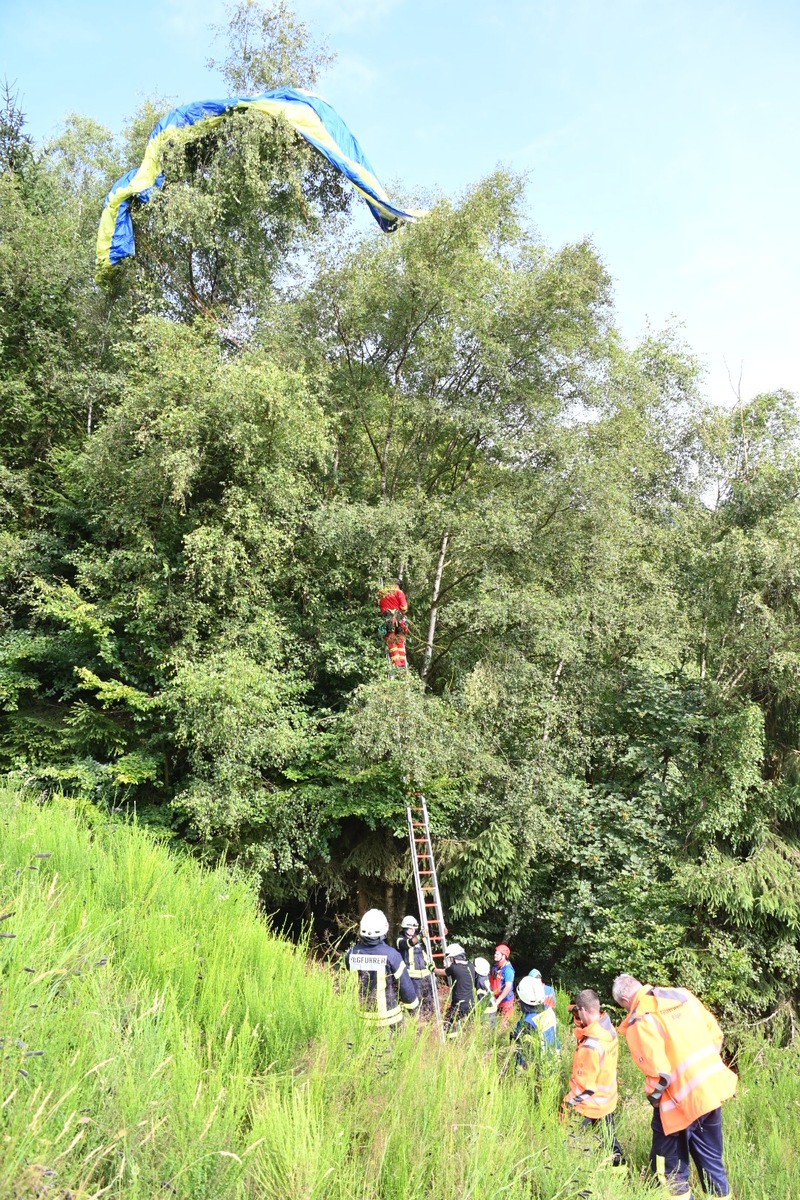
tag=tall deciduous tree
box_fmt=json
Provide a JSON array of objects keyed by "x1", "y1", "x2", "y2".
[{"x1": 111, "y1": 3, "x2": 348, "y2": 324}]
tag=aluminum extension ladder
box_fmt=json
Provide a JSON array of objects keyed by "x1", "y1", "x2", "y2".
[
  {"x1": 380, "y1": 600, "x2": 448, "y2": 1039},
  {"x1": 405, "y1": 789, "x2": 447, "y2": 1039}
]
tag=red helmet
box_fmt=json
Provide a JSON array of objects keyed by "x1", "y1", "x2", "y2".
[{"x1": 495, "y1": 943, "x2": 511, "y2": 959}]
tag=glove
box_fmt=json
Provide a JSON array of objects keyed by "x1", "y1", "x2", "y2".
[{"x1": 647, "y1": 1074, "x2": 670, "y2": 1108}]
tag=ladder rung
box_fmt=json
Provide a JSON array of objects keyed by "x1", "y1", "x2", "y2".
[{"x1": 405, "y1": 788, "x2": 445, "y2": 1036}]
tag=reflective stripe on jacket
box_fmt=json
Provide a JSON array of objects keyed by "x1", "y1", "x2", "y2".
[
  {"x1": 345, "y1": 940, "x2": 420, "y2": 1028},
  {"x1": 620, "y1": 986, "x2": 737, "y2": 1134},
  {"x1": 396, "y1": 933, "x2": 433, "y2": 979},
  {"x1": 564, "y1": 1012, "x2": 619, "y2": 1118},
  {"x1": 514, "y1": 1005, "x2": 559, "y2": 1049}
]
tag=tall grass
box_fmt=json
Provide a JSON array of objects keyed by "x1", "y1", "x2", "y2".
[{"x1": 0, "y1": 788, "x2": 796, "y2": 1198}]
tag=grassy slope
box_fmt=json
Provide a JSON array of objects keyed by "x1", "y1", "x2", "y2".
[{"x1": 0, "y1": 789, "x2": 796, "y2": 1200}]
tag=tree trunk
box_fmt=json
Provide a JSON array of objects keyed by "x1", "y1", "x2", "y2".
[{"x1": 421, "y1": 532, "x2": 448, "y2": 687}]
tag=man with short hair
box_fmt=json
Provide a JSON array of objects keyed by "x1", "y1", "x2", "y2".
[
  {"x1": 612, "y1": 974, "x2": 737, "y2": 1198},
  {"x1": 562, "y1": 988, "x2": 625, "y2": 1171},
  {"x1": 490, "y1": 943, "x2": 515, "y2": 1023}
]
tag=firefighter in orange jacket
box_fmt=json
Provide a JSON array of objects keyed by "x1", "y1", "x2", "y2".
[
  {"x1": 613, "y1": 974, "x2": 737, "y2": 1199},
  {"x1": 562, "y1": 989, "x2": 625, "y2": 1170}
]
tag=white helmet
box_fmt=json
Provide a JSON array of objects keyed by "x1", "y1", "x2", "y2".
[
  {"x1": 473, "y1": 956, "x2": 491, "y2": 977},
  {"x1": 359, "y1": 909, "x2": 389, "y2": 942},
  {"x1": 445, "y1": 942, "x2": 466, "y2": 961},
  {"x1": 517, "y1": 975, "x2": 545, "y2": 1006},
  {"x1": 400, "y1": 915, "x2": 419, "y2": 929}
]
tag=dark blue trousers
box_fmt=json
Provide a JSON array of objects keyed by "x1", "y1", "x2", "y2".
[{"x1": 650, "y1": 1105, "x2": 730, "y2": 1197}]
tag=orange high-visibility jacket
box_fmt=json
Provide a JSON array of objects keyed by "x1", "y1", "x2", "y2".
[
  {"x1": 563, "y1": 1012, "x2": 619, "y2": 1118},
  {"x1": 620, "y1": 986, "x2": 737, "y2": 1134}
]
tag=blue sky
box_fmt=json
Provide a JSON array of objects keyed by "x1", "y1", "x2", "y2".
[{"x1": 3, "y1": 0, "x2": 798, "y2": 407}]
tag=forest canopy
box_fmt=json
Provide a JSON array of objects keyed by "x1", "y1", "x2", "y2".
[{"x1": 1, "y1": 5, "x2": 799, "y2": 1017}]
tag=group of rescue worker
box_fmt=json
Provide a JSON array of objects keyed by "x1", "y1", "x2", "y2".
[{"x1": 345, "y1": 909, "x2": 738, "y2": 1200}]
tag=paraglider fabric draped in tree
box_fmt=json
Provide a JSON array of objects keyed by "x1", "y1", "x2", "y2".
[
  {"x1": 379, "y1": 587, "x2": 409, "y2": 669},
  {"x1": 95, "y1": 86, "x2": 421, "y2": 280}
]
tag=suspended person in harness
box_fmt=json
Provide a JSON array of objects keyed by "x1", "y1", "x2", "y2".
[
  {"x1": 490, "y1": 943, "x2": 516, "y2": 1025},
  {"x1": 613, "y1": 974, "x2": 737, "y2": 1199},
  {"x1": 442, "y1": 943, "x2": 476, "y2": 1038},
  {"x1": 562, "y1": 989, "x2": 626, "y2": 1173},
  {"x1": 345, "y1": 909, "x2": 420, "y2": 1029},
  {"x1": 474, "y1": 956, "x2": 499, "y2": 1029},
  {"x1": 396, "y1": 915, "x2": 435, "y2": 1017},
  {"x1": 511, "y1": 974, "x2": 560, "y2": 1068},
  {"x1": 378, "y1": 584, "x2": 409, "y2": 669}
]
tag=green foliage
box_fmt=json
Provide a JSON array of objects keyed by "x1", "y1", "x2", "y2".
[
  {"x1": 107, "y1": 2, "x2": 347, "y2": 323},
  {"x1": 1, "y1": 17, "x2": 799, "y2": 1016},
  {"x1": 209, "y1": 0, "x2": 335, "y2": 94},
  {"x1": 0, "y1": 79, "x2": 35, "y2": 177},
  {"x1": 131, "y1": 107, "x2": 351, "y2": 321},
  {"x1": 0, "y1": 790, "x2": 798, "y2": 1200},
  {"x1": 167, "y1": 645, "x2": 311, "y2": 840}
]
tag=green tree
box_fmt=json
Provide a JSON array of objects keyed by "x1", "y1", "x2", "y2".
[
  {"x1": 0, "y1": 79, "x2": 35, "y2": 177},
  {"x1": 107, "y1": 3, "x2": 348, "y2": 323},
  {"x1": 208, "y1": 0, "x2": 334, "y2": 93}
]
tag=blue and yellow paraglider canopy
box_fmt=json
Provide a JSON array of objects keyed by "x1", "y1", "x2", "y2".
[{"x1": 96, "y1": 85, "x2": 420, "y2": 281}]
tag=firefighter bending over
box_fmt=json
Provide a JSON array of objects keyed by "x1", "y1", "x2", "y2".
[
  {"x1": 614, "y1": 974, "x2": 737, "y2": 1199},
  {"x1": 562, "y1": 988, "x2": 626, "y2": 1172}
]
